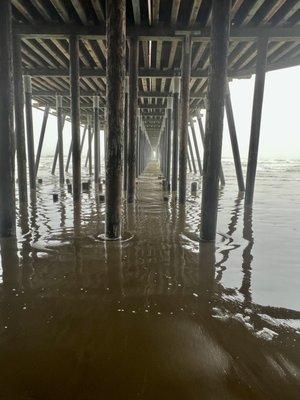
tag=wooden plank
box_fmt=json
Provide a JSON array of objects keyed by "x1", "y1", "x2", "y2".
[
  {"x1": 49, "y1": 0, "x2": 69, "y2": 22},
  {"x1": 29, "y1": 0, "x2": 52, "y2": 21},
  {"x1": 70, "y1": 0, "x2": 88, "y2": 25},
  {"x1": 189, "y1": 0, "x2": 202, "y2": 26},
  {"x1": 91, "y1": 0, "x2": 105, "y2": 21},
  {"x1": 171, "y1": 0, "x2": 181, "y2": 24},
  {"x1": 132, "y1": 0, "x2": 141, "y2": 25}
]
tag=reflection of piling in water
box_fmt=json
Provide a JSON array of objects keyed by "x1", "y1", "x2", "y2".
[
  {"x1": 240, "y1": 207, "x2": 254, "y2": 306},
  {"x1": 0, "y1": 237, "x2": 20, "y2": 290}
]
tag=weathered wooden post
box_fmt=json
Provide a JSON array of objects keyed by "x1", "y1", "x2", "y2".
[
  {"x1": 196, "y1": 109, "x2": 225, "y2": 185},
  {"x1": 187, "y1": 128, "x2": 197, "y2": 173},
  {"x1": 105, "y1": 0, "x2": 126, "y2": 239},
  {"x1": 93, "y1": 95, "x2": 100, "y2": 185},
  {"x1": 225, "y1": 82, "x2": 245, "y2": 191},
  {"x1": 69, "y1": 35, "x2": 81, "y2": 201},
  {"x1": 172, "y1": 75, "x2": 180, "y2": 192},
  {"x1": 245, "y1": 38, "x2": 268, "y2": 206},
  {"x1": 127, "y1": 36, "x2": 139, "y2": 203},
  {"x1": 35, "y1": 105, "x2": 50, "y2": 175},
  {"x1": 166, "y1": 98, "x2": 172, "y2": 190},
  {"x1": 56, "y1": 95, "x2": 65, "y2": 185},
  {"x1": 13, "y1": 35, "x2": 28, "y2": 207},
  {"x1": 66, "y1": 124, "x2": 86, "y2": 173},
  {"x1": 189, "y1": 117, "x2": 203, "y2": 175},
  {"x1": 178, "y1": 35, "x2": 192, "y2": 203},
  {"x1": 123, "y1": 77, "x2": 129, "y2": 191},
  {"x1": 52, "y1": 115, "x2": 66, "y2": 175},
  {"x1": 24, "y1": 75, "x2": 36, "y2": 191},
  {"x1": 0, "y1": 0, "x2": 15, "y2": 237},
  {"x1": 87, "y1": 115, "x2": 93, "y2": 176},
  {"x1": 200, "y1": 0, "x2": 231, "y2": 241},
  {"x1": 136, "y1": 111, "x2": 140, "y2": 178}
]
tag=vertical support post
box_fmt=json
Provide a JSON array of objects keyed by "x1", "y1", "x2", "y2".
[
  {"x1": 166, "y1": 98, "x2": 172, "y2": 190},
  {"x1": 88, "y1": 115, "x2": 93, "y2": 176},
  {"x1": 178, "y1": 35, "x2": 192, "y2": 203},
  {"x1": 66, "y1": 123, "x2": 86, "y2": 173},
  {"x1": 196, "y1": 110, "x2": 225, "y2": 185},
  {"x1": 0, "y1": 0, "x2": 15, "y2": 237},
  {"x1": 35, "y1": 105, "x2": 50, "y2": 175},
  {"x1": 65, "y1": 140, "x2": 72, "y2": 172},
  {"x1": 105, "y1": 0, "x2": 126, "y2": 239},
  {"x1": 69, "y1": 34, "x2": 81, "y2": 201},
  {"x1": 136, "y1": 111, "x2": 140, "y2": 178},
  {"x1": 13, "y1": 35, "x2": 28, "y2": 207},
  {"x1": 52, "y1": 115, "x2": 66, "y2": 175},
  {"x1": 172, "y1": 75, "x2": 180, "y2": 192},
  {"x1": 187, "y1": 127, "x2": 197, "y2": 173},
  {"x1": 200, "y1": 0, "x2": 231, "y2": 241},
  {"x1": 189, "y1": 116, "x2": 203, "y2": 175},
  {"x1": 245, "y1": 38, "x2": 268, "y2": 205},
  {"x1": 127, "y1": 36, "x2": 139, "y2": 203},
  {"x1": 187, "y1": 148, "x2": 192, "y2": 172},
  {"x1": 56, "y1": 95, "x2": 64, "y2": 185},
  {"x1": 80, "y1": 124, "x2": 87, "y2": 152},
  {"x1": 24, "y1": 75, "x2": 36, "y2": 191},
  {"x1": 123, "y1": 78, "x2": 129, "y2": 191},
  {"x1": 93, "y1": 96, "x2": 100, "y2": 184},
  {"x1": 225, "y1": 82, "x2": 245, "y2": 191}
]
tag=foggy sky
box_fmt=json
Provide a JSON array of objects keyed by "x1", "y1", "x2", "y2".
[{"x1": 31, "y1": 65, "x2": 300, "y2": 161}]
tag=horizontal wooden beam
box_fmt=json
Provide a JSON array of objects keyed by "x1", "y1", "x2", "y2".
[
  {"x1": 14, "y1": 24, "x2": 300, "y2": 41},
  {"x1": 24, "y1": 55, "x2": 300, "y2": 80},
  {"x1": 25, "y1": 67, "x2": 210, "y2": 78},
  {"x1": 31, "y1": 89, "x2": 205, "y2": 99}
]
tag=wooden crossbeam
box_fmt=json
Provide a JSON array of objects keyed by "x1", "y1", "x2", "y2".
[
  {"x1": 31, "y1": 89, "x2": 205, "y2": 98},
  {"x1": 14, "y1": 24, "x2": 300, "y2": 41},
  {"x1": 23, "y1": 54, "x2": 300, "y2": 79}
]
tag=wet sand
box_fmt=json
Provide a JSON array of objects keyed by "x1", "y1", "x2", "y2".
[{"x1": 0, "y1": 160, "x2": 300, "y2": 399}]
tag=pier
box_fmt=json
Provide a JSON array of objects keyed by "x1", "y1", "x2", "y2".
[{"x1": 0, "y1": 1, "x2": 300, "y2": 398}]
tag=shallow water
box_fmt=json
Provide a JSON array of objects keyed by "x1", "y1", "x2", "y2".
[{"x1": 0, "y1": 158, "x2": 300, "y2": 399}]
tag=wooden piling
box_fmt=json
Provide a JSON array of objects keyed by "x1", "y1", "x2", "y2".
[
  {"x1": 13, "y1": 35, "x2": 28, "y2": 207},
  {"x1": 35, "y1": 105, "x2": 50, "y2": 175},
  {"x1": 245, "y1": 38, "x2": 268, "y2": 206},
  {"x1": 200, "y1": 0, "x2": 231, "y2": 242},
  {"x1": 56, "y1": 95, "x2": 64, "y2": 185},
  {"x1": 178, "y1": 35, "x2": 192, "y2": 203},
  {"x1": 93, "y1": 96, "x2": 100, "y2": 185},
  {"x1": 196, "y1": 109, "x2": 225, "y2": 186},
  {"x1": 52, "y1": 115, "x2": 66, "y2": 175},
  {"x1": 136, "y1": 114, "x2": 140, "y2": 178},
  {"x1": 87, "y1": 115, "x2": 92, "y2": 176},
  {"x1": 189, "y1": 117, "x2": 203, "y2": 175},
  {"x1": 65, "y1": 124, "x2": 86, "y2": 173},
  {"x1": 127, "y1": 36, "x2": 139, "y2": 203},
  {"x1": 24, "y1": 75, "x2": 36, "y2": 191},
  {"x1": 123, "y1": 78, "x2": 129, "y2": 191},
  {"x1": 166, "y1": 99, "x2": 172, "y2": 189},
  {"x1": 187, "y1": 127, "x2": 197, "y2": 174},
  {"x1": 105, "y1": 0, "x2": 126, "y2": 239},
  {"x1": 172, "y1": 76, "x2": 180, "y2": 192},
  {"x1": 69, "y1": 35, "x2": 81, "y2": 201},
  {"x1": 225, "y1": 82, "x2": 245, "y2": 191},
  {"x1": 0, "y1": 0, "x2": 15, "y2": 237}
]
